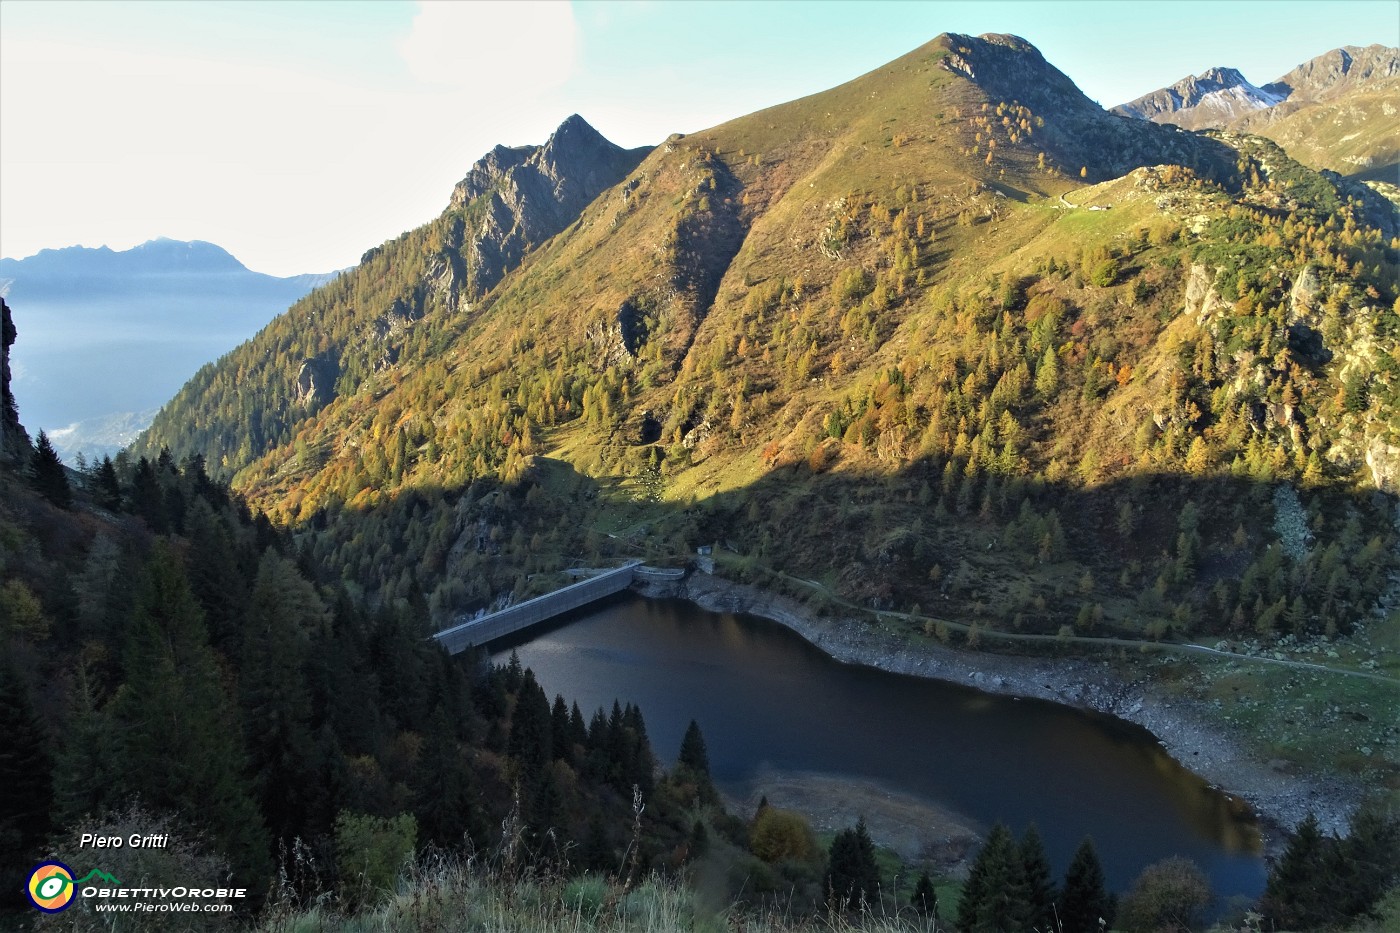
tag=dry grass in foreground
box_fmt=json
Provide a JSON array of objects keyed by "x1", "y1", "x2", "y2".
[{"x1": 257, "y1": 852, "x2": 944, "y2": 933}]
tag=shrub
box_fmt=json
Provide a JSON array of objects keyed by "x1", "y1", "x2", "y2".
[
  {"x1": 334, "y1": 811, "x2": 417, "y2": 908},
  {"x1": 750, "y1": 808, "x2": 818, "y2": 863},
  {"x1": 1117, "y1": 856, "x2": 1211, "y2": 932},
  {"x1": 1090, "y1": 258, "x2": 1120, "y2": 288}
]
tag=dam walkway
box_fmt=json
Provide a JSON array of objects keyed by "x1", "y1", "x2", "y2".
[{"x1": 433, "y1": 561, "x2": 642, "y2": 654}]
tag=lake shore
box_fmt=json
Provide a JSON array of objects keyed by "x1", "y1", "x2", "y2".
[{"x1": 636, "y1": 571, "x2": 1363, "y2": 852}]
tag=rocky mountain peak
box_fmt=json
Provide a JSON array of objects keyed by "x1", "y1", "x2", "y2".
[
  {"x1": 1198, "y1": 66, "x2": 1248, "y2": 87},
  {"x1": 1112, "y1": 65, "x2": 1282, "y2": 129},
  {"x1": 937, "y1": 32, "x2": 1100, "y2": 118},
  {"x1": 974, "y1": 33, "x2": 1040, "y2": 55},
  {"x1": 448, "y1": 114, "x2": 650, "y2": 296},
  {"x1": 934, "y1": 32, "x2": 1231, "y2": 180}
]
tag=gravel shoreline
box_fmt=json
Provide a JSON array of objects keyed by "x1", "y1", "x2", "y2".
[{"x1": 635, "y1": 572, "x2": 1364, "y2": 851}]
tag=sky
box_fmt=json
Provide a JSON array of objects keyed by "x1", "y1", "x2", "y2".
[{"x1": 1, "y1": 0, "x2": 1395, "y2": 278}]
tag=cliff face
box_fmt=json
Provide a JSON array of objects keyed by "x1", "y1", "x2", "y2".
[
  {"x1": 1, "y1": 297, "x2": 32, "y2": 465},
  {"x1": 450, "y1": 114, "x2": 651, "y2": 296}
]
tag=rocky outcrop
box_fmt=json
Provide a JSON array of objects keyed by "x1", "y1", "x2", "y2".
[
  {"x1": 1365, "y1": 436, "x2": 1400, "y2": 494},
  {"x1": 1184, "y1": 262, "x2": 1230, "y2": 323},
  {"x1": 450, "y1": 114, "x2": 651, "y2": 296},
  {"x1": 1, "y1": 298, "x2": 31, "y2": 465},
  {"x1": 294, "y1": 358, "x2": 337, "y2": 411}
]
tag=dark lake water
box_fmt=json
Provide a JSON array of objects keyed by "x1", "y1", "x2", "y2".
[{"x1": 491, "y1": 592, "x2": 1265, "y2": 898}]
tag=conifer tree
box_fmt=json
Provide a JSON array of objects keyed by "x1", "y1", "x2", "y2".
[
  {"x1": 1059, "y1": 837, "x2": 1113, "y2": 933},
  {"x1": 93, "y1": 455, "x2": 122, "y2": 510},
  {"x1": 569, "y1": 700, "x2": 588, "y2": 749},
  {"x1": 507, "y1": 669, "x2": 552, "y2": 785},
  {"x1": 551, "y1": 694, "x2": 572, "y2": 762},
  {"x1": 239, "y1": 551, "x2": 319, "y2": 842},
  {"x1": 108, "y1": 543, "x2": 270, "y2": 885},
  {"x1": 959, "y1": 823, "x2": 1030, "y2": 932},
  {"x1": 1333, "y1": 804, "x2": 1400, "y2": 920},
  {"x1": 621, "y1": 703, "x2": 656, "y2": 795},
  {"x1": 678, "y1": 718, "x2": 710, "y2": 775},
  {"x1": 1020, "y1": 823, "x2": 1057, "y2": 931},
  {"x1": 1261, "y1": 812, "x2": 1329, "y2": 928},
  {"x1": 503, "y1": 650, "x2": 524, "y2": 692},
  {"x1": 912, "y1": 869, "x2": 938, "y2": 915},
  {"x1": 526, "y1": 762, "x2": 562, "y2": 846},
  {"x1": 0, "y1": 664, "x2": 53, "y2": 867},
  {"x1": 29, "y1": 430, "x2": 71, "y2": 508},
  {"x1": 580, "y1": 813, "x2": 613, "y2": 873},
  {"x1": 51, "y1": 662, "x2": 120, "y2": 825},
  {"x1": 825, "y1": 817, "x2": 880, "y2": 912},
  {"x1": 129, "y1": 456, "x2": 169, "y2": 532},
  {"x1": 676, "y1": 718, "x2": 716, "y2": 802}
]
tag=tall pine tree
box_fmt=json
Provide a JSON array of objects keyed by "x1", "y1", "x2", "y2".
[
  {"x1": 239, "y1": 551, "x2": 320, "y2": 843},
  {"x1": 1059, "y1": 836, "x2": 1113, "y2": 933},
  {"x1": 676, "y1": 718, "x2": 716, "y2": 802},
  {"x1": 1020, "y1": 823, "x2": 1058, "y2": 931},
  {"x1": 912, "y1": 870, "x2": 938, "y2": 915},
  {"x1": 1261, "y1": 812, "x2": 1330, "y2": 929},
  {"x1": 825, "y1": 817, "x2": 880, "y2": 912},
  {"x1": 108, "y1": 542, "x2": 270, "y2": 885},
  {"x1": 29, "y1": 430, "x2": 71, "y2": 508},
  {"x1": 958, "y1": 823, "x2": 1030, "y2": 932},
  {"x1": 0, "y1": 663, "x2": 53, "y2": 905}
]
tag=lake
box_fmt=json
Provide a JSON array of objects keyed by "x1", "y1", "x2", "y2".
[{"x1": 491, "y1": 592, "x2": 1265, "y2": 898}]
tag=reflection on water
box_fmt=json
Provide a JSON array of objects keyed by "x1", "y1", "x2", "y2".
[{"x1": 491, "y1": 593, "x2": 1265, "y2": 897}]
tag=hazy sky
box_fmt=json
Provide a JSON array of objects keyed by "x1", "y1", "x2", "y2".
[{"x1": 2, "y1": 0, "x2": 1395, "y2": 277}]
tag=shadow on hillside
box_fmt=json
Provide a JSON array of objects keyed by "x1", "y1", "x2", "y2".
[{"x1": 310, "y1": 445, "x2": 1396, "y2": 649}]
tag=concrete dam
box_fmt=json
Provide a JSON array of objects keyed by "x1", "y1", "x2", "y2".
[{"x1": 433, "y1": 561, "x2": 650, "y2": 654}]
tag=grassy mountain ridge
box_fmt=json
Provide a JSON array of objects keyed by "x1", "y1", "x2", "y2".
[{"x1": 135, "y1": 33, "x2": 1400, "y2": 786}]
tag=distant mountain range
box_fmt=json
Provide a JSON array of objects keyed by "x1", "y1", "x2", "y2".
[
  {"x1": 0, "y1": 238, "x2": 341, "y2": 460},
  {"x1": 1113, "y1": 44, "x2": 1400, "y2": 183}
]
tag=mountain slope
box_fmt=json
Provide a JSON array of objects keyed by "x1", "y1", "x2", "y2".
[
  {"x1": 137, "y1": 33, "x2": 1399, "y2": 695},
  {"x1": 0, "y1": 238, "x2": 341, "y2": 457}
]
